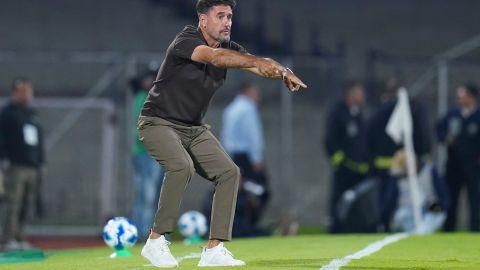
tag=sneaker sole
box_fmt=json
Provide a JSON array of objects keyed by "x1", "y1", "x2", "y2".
[
  {"x1": 198, "y1": 262, "x2": 246, "y2": 267},
  {"x1": 141, "y1": 251, "x2": 179, "y2": 268}
]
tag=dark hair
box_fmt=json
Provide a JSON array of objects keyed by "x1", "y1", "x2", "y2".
[
  {"x1": 11, "y1": 77, "x2": 30, "y2": 91},
  {"x1": 381, "y1": 77, "x2": 403, "y2": 101},
  {"x1": 342, "y1": 80, "x2": 363, "y2": 96},
  {"x1": 461, "y1": 82, "x2": 479, "y2": 99},
  {"x1": 239, "y1": 81, "x2": 257, "y2": 94},
  {"x1": 196, "y1": 0, "x2": 236, "y2": 15}
]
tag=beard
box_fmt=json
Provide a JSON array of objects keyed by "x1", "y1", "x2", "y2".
[
  {"x1": 207, "y1": 27, "x2": 230, "y2": 43},
  {"x1": 218, "y1": 34, "x2": 231, "y2": 43},
  {"x1": 214, "y1": 30, "x2": 230, "y2": 43}
]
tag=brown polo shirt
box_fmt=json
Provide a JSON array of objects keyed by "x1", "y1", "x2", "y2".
[{"x1": 141, "y1": 25, "x2": 246, "y2": 126}]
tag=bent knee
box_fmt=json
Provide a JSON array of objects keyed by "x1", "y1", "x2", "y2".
[
  {"x1": 224, "y1": 163, "x2": 241, "y2": 182},
  {"x1": 232, "y1": 164, "x2": 241, "y2": 180},
  {"x1": 166, "y1": 158, "x2": 195, "y2": 178}
]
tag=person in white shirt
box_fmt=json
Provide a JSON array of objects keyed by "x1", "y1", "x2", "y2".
[
  {"x1": 222, "y1": 82, "x2": 264, "y2": 173},
  {"x1": 221, "y1": 81, "x2": 270, "y2": 236}
]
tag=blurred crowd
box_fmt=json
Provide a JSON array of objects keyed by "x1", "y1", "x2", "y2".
[{"x1": 325, "y1": 79, "x2": 480, "y2": 234}]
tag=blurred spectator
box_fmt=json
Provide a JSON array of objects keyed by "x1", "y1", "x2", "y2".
[
  {"x1": 437, "y1": 83, "x2": 480, "y2": 232},
  {"x1": 390, "y1": 150, "x2": 450, "y2": 233},
  {"x1": 130, "y1": 71, "x2": 165, "y2": 238},
  {"x1": 324, "y1": 81, "x2": 369, "y2": 233},
  {"x1": 0, "y1": 78, "x2": 44, "y2": 250},
  {"x1": 220, "y1": 82, "x2": 271, "y2": 237},
  {"x1": 0, "y1": 170, "x2": 4, "y2": 200},
  {"x1": 367, "y1": 78, "x2": 431, "y2": 231}
]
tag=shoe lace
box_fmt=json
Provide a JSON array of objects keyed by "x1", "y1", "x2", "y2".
[
  {"x1": 158, "y1": 239, "x2": 172, "y2": 252},
  {"x1": 220, "y1": 246, "x2": 234, "y2": 258}
]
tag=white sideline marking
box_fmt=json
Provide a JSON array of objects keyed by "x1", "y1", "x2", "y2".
[
  {"x1": 320, "y1": 233, "x2": 409, "y2": 270},
  {"x1": 175, "y1": 252, "x2": 202, "y2": 262}
]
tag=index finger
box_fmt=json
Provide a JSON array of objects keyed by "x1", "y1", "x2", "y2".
[{"x1": 292, "y1": 76, "x2": 307, "y2": 88}]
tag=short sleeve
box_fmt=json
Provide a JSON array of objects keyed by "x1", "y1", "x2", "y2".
[
  {"x1": 172, "y1": 32, "x2": 206, "y2": 60},
  {"x1": 227, "y1": 41, "x2": 247, "y2": 54}
]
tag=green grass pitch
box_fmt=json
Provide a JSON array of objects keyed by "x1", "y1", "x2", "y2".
[{"x1": 1, "y1": 233, "x2": 479, "y2": 269}]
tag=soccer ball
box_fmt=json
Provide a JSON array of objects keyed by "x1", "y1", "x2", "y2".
[
  {"x1": 102, "y1": 217, "x2": 138, "y2": 250},
  {"x1": 177, "y1": 211, "x2": 208, "y2": 238}
]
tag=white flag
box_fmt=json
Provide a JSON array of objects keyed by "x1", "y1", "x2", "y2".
[
  {"x1": 385, "y1": 88, "x2": 424, "y2": 234},
  {"x1": 386, "y1": 88, "x2": 413, "y2": 144}
]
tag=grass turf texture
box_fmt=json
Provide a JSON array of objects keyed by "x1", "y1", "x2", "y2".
[
  {"x1": 1, "y1": 233, "x2": 479, "y2": 269},
  {"x1": 347, "y1": 233, "x2": 480, "y2": 270}
]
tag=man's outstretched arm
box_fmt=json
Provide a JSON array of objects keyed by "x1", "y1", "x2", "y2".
[{"x1": 191, "y1": 45, "x2": 307, "y2": 91}]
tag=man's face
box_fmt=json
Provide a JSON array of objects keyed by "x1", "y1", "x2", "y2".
[
  {"x1": 201, "y1": 5, "x2": 233, "y2": 43},
  {"x1": 457, "y1": 86, "x2": 474, "y2": 107},
  {"x1": 246, "y1": 85, "x2": 261, "y2": 103},
  {"x1": 349, "y1": 85, "x2": 365, "y2": 107},
  {"x1": 13, "y1": 82, "x2": 34, "y2": 105},
  {"x1": 141, "y1": 74, "x2": 155, "y2": 91}
]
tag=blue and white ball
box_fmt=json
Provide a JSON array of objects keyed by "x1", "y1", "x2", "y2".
[
  {"x1": 103, "y1": 217, "x2": 138, "y2": 250},
  {"x1": 178, "y1": 211, "x2": 208, "y2": 238}
]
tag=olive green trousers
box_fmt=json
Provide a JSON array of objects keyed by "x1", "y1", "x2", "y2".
[{"x1": 138, "y1": 116, "x2": 240, "y2": 241}]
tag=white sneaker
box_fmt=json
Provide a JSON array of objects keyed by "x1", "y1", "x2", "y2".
[
  {"x1": 198, "y1": 242, "x2": 246, "y2": 267},
  {"x1": 141, "y1": 235, "x2": 178, "y2": 268}
]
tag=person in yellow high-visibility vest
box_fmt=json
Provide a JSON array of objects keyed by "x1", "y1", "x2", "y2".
[
  {"x1": 325, "y1": 81, "x2": 368, "y2": 233},
  {"x1": 366, "y1": 78, "x2": 431, "y2": 232}
]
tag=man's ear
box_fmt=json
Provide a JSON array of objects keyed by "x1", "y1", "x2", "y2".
[{"x1": 199, "y1": 14, "x2": 207, "y2": 29}]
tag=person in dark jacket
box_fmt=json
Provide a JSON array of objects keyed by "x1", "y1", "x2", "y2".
[
  {"x1": 437, "y1": 82, "x2": 480, "y2": 232},
  {"x1": 367, "y1": 78, "x2": 431, "y2": 231},
  {"x1": 367, "y1": 79, "x2": 431, "y2": 176},
  {"x1": 0, "y1": 78, "x2": 44, "y2": 250},
  {"x1": 325, "y1": 80, "x2": 368, "y2": 233}
]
